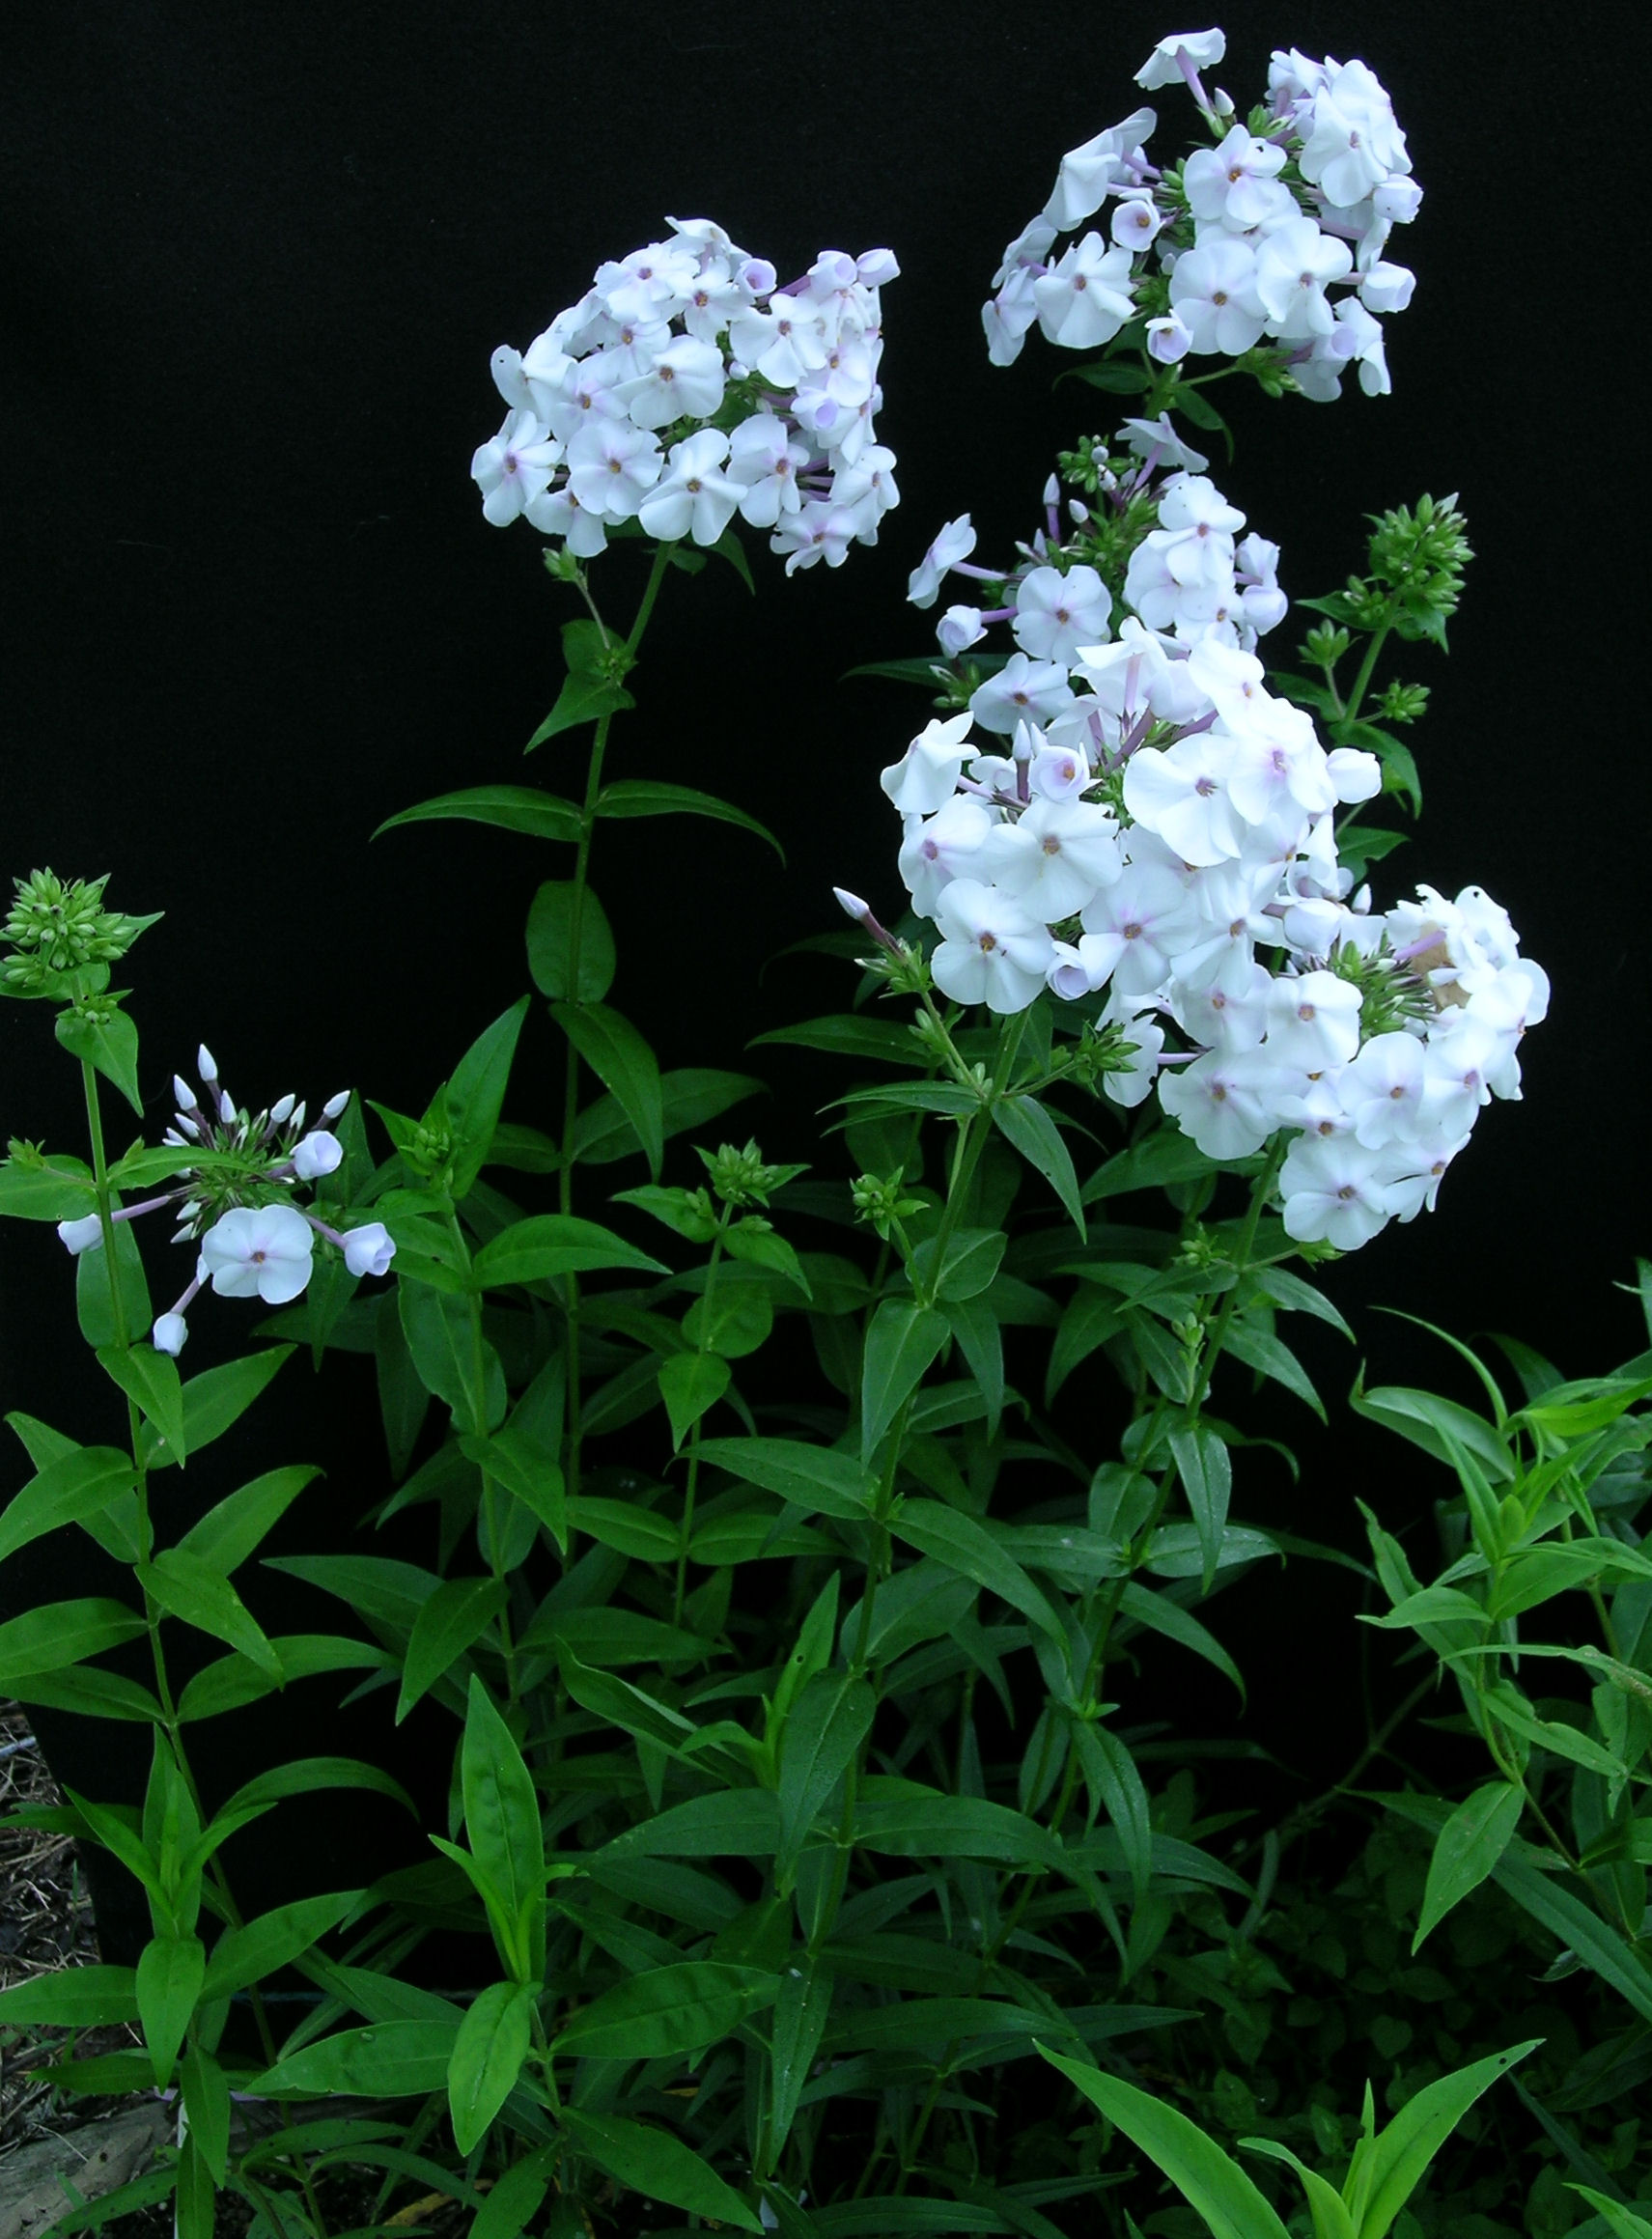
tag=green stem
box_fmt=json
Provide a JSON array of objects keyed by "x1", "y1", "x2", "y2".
[
  {"x1": 674, "y1": 1202, "x2": 733, "y2": 1625},
  {"x1": 555, "y1": 540, "x2": 677, "y2": 1536},
  {"x1": 446, "y1": 1207, "x2": 520, "y2": 1705},
  {"x1": 81, "y1": 1058, "x2": 280, "y2": 2070}
]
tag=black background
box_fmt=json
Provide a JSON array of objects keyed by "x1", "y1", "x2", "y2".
[{"x1": 4, "y1": 2, "x2": 1648, "y2": 1954}]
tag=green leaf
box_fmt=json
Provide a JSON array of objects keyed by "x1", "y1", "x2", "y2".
[
  {"x1": 76, "y1": 1215, "x2": 152, "y2": 1352},
  {"x1": 181, "y1": 2042, "x2": 231, "y2": 2187},
  {"x1": 1084, "y1": 1128, "x2": 1219, "y2": 1203},
  {"x1": 175, "y1": 1465, "x2": 321, "y2": 1576},
  {"x1": 574, "y1": 1066, "x2": 765, "y2": 1167},
  {"x1": 1413, "y1": 1782, "x2": 1524, "y2": 1952},
  {"x1": 1483, "y1": 1683, "x2": 1629, "y2": 1777},
  {"x1": 659, "y1": 1351, "x2": 732, "y2": 1447},
  {"x1": 910, "y1": 1226, "x2": 1006, "y2": 1305},
  {"x1": 1116, "y1": 1581, "x2": 1246, "y2": 1703},
  {"x1": 143, "y1": 1346, "x2": 294, "y2": 1471},
  {"x1": 561, "y1": 2107, "x2": 762, "y2": 2231},
  {"x1": 1236, "y1": 2140, "x2": 1357, "y2": 2239},
  {"x1": 4, "y1": 1664, "x2": 162, "y2": 1721},
  {"x1": 179, "y1": 1633, "x2": 392, "y2": 1721},
  {"x1": 397, "y1": 1576, "x2": 508, "y2": 1721},
  {"x1": 142, "y1": 1548, "x2": 283, "y2": 1679},
  {"x1": 375, "y1": 785, "x2": 582, "y2": 844},
  {"x1": 551, "y1": 1959, "x2": 774, "y2": 2060},
  {"x1": 0, "y1": 1150, "x2": 96, "y2": 1220},
  {"x1": 135, "y1": 1932, "x2": 205, "y2": 2087},
  {"x1": 556, "y1": 1646, "x2": 697, "y2": 1752},
  {"x1": 525, "y1": 879, "x2": 615, "y2": 1002},
  {"x1": 462, "y1": 1674, "x2": 546, "y2": 1983},
  {"x1": 443, "y1": 996, "x2": 531, "y2": 1200},
  {"x1": 471, "y1": 1212, "x2": 668, "y2": 1289},
  {"x1": 252, "y1": 2017, "x2": 459, "y2": 2097},
  {"x1": 1168, "y1": 1422, "x2": 1232, "y2": 1593},
  {"x1": 1345, "y1": 2041, "x2": 1539, "y2": 2239},
  {"x1": 593, "y1": 1789, "x2": 780, "y2": 1863},
  {"x1": 778, "y1": 1672, "x2": 876, "y2": 1881},
  {"x1": 217, "y1": 1755, "x2": 418, "y2": 1825},
  {"x1": 945, "y1": 1293, "x2": 1005, "y2": 1439},
  {"x1": 0, "y1": 1963, "x2": 139, "y2": 2028},
  {"x1": 1492, "y1": 1848, "x2": 1652, "y2": 2025},
  {"x1": 861, "y1": 1299, "x2": 951, "y2": 1459},
  {"x1": 399, "y1": 1283, "x2": 504, "y2": 1436},
  {"x1": 566, "y1": 1494, "x2": 681, "y2": 1561},
  {"x1": 200, "y1": 1889, "x2": 365, "y2": 2002},
  {"x1": 694, "y1": 1436, "x2": 876, "y2": 1520},
  {"x1": 1041, "y1": 2044, "x2": 1292, "y2": 2239},
  {"x1": 993, "y1": 1096, "x2": 1086, "y2": 1239},
  {"x1": 469, "y1": 2147, "x2": 558, "y2": 2239},
  {"x1": 462, "y1": 1424, "x2": 567, "y2": 1556},
  {"x1": 1222, "y1": 1319, "x2": 1325, "y2": 1419},
  {"x1": 685, "y1": 1274, "x2": 773, "y2": 1357},
  {"x1": 1565, "y1": 2188, "x2": 1652, "y2": 2239},
  {"x1": 596, "y1": 778, "x2": 784, "y2": 862},
  {"x1": 58, "y1": 1001, "x2": 143, "y2": 1113},
  {"x1": 0, "y1": 1596, "x2": 148, "y2": 1688},
  {"x1": 890, "y1": 1498, "x2": 1065, "y2": 1644},
  {"x1": 770, "y1": 1963, "x2": 832, "y2": 2148},
  {"x1": 0, "y1": 1443, "x2": 133, "y2": 1568},
  {"x1": 853, "y1": 1791, "x2": 1059, "y2": 1869},
  {"x1": 96, "y1": 1342, "x2": 186, "y2": 1461},
  {"x1": 448, "y1": 1979, "x2": 535, "y2": 2155},
  {"x1": 1059, "y1": 357, "x2": 1153, "y2": 395},
  {"x1": 1069, "y1": 1721, "x2": 1153, "y2": 1911},
  {"x1": 551, "y1": 999, "x2": 663, "y2": 1181},
  {"x1": 1349, "y1": 1374, "x2": 1514, "y2": 1482},
  {"x1": 750, "y1": 1014, "x2": 917, "y2": 1064}
]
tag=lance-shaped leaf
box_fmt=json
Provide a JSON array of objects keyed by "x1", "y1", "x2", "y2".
[
  {"x1": 551, "y1": 999, "x2": 663, "y2": 1180},
  {"x1": 1040, "y1": 2044, "x2": 1292, "y2": 2239},
  {"x1": 693, "y1": 1436, "x2": 876, "y2": 1521},
  {"x1": 397, "y1": 1575, "x2": 508, "y2": 1721},
  {"x1": 58, "y1": 1001, "x2": 143, "y2": 1114},
  {"x1": 559, "y1": 2107, "x2": 762, "y2": 2232},
  {"x1": 1069, "y1": 1719, "x2": 1153, "y2": 1911},
  {"x1": 526, "y1": 878, "x2": 616, "y2": 1002},
  {"x1": 1236, "y1": 2140, "x2": 1356, "y2": 2239},
  {"x1": 861, "y1": 1299, "x2": 950, "y2": 1460},
  {"x1": 96, "y1": 1343, "x2": 186, "y2": 1462},
  {"x1": 660, "y1": 1351, "x2": 731, "y2": 1447},
  {"x1": 890, "y1": 1498, "x2": 1066, "y2": 1645},
  {"x1": 770, "y1": 1963, "x2": 832, "y2": 2148},
  {"x1": 550, "y1": 1960, "x2": 775, "y2": 2061},
  {"x1": 449, "y1": 1979, "x2": 536, "y2": 2155},
  {"x1": 993, "y1": 1095, "x2": 1086, "y2": 1239},
  {"x1": 0, "y1": 1964, "x2": 139, "y2": 2029},
  {"x1": 251, "y1": 2017, "x2": 460, "y2": 2097},
  {"x1": 462, "y1": 1674, "x2": 546, "y2": 1984},
  {"x1": 470, "y1": 2146, "x2": 558, "y2": 2239},
  {"x1": 142, "y1": 1549, "x2": 283, "y2": 1680},
  {"x1": 777, "y1": 1672, "x2": 875, "y2": 1884},
  {"x1": 593, "y1": 1789, "x2": 780, "y2": 1863},
  {"x1": 0, "y1": 1597, "x2": 148, "y2": 1688},
  {"x1": 0, "y1": 1151, "x2": 97, "y2": 1220},
  {"x1": 444, "y1": 997, "x2": 531, "y2": 1200},
  {"x1": 76, "y1": 1216, "x2": 151, "y2": 1351},
  {"x1": 217, "y1": 1755, "x2": 418, "y2": 1824},
  {"x1": 375, "y1": 785, "x2": 583, "y2": 844},
  {"x1": 175, "y1": 1465, "x2": 321, "y2": 1576},
  {"x1": 471, "y1": 1212, "x2": 667, "y2": 1289},
  {"x1": 142, "y1": 1346, "x2": 294, "y2": 1472},
  {"x1": 853, "y1": 1791, "x2": 1061, "y2": 1869},
  {"x1": 1341, "y1": 2040, "x2": 1540, "y2": 2239},
  {"x1": 462, "y1": 1424, "x2": 566, "y2": 1555},
  {"x1": 1413, "y1": 1781, "x2": 1524, "y2": 1953},
  {"x1": 200, "y1": 1889, "x2": 366, "y2": 2003},
  {"x1": 136, "y1": 1931, "x2": 205, "y2": 2087},
  {"x1": 181, "y1": 2043, "x2": 231, "y2": 2189},
  {"x1": 596, "y1": 778, "x2": 784, "y2": 861},
  {"x1": 1167, "y1": 1420, "x2": 1232, "y2": 1593},
  {"x1": 0, "y1": 1444, "x2": 133, "y2": 1568}
]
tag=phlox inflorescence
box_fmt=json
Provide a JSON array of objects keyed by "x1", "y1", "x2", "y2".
[
  {"x1": 473, "y1": 217, "x2": 900, "y2": 574},
  {"x1": 55, "y1": 1046, "x2": 395, "y2": 1354},
  {"x1": 859, "y1": 427, "x2": 1547, "y2": 1258},
  {"x1": 985, "y1": 28, "x2": 1418, "y2": 401}
]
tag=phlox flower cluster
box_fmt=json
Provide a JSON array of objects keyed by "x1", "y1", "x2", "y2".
[
  {"x1": 866, "y1": 439, "x2": 1546, "y2": 1255},
  {"x1": 985, "y1": 27, "x2": 1418, "y2": 401},
  {"x1": 475, "y1": 218, "x2": 900, "y2": 574},
  {"x1": 55, "y1": 1046, "x2": 395, "y2": 1354}
]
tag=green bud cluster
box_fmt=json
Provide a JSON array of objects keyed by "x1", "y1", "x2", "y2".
[
  {"x1": 851, "y1": 1168, "x2": 925, "y2": 1242},
  {"x1": 1375, "y1": 679, "x2": 1430, "y2": 725},
  {"x1": 1328, "y1": 938, "x2": 1434, "y2": 1042},
  {"x1": 696, "y1": 1139, "x2": 806, "y2": 1210},
  {"x1": 2, "y1": 871, "x2": 161, "y2": 996}
]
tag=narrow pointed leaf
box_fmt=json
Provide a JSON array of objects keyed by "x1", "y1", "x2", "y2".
[
  {"x1": 861, "y1": 1299, "x2": 950, "y2": 1458},
  {"x1": 890, "y1": 1498, "x2": 1065, "y2": 1644},
  {"x1": 0, "y1": 1444, "x2": 133, "y2": 1568},
  {"x1": 397, "y1": 1576, "x2": 508, "y2": 1721},
  {"x1": 778, "y1": 1672, "x2": 875, "y2": 1877},
  {"x1": 596, "y1": 778, "x2": 784, "y2": 861},
  {"x1": 994, "y1": 1095, "x2": 1086, "y2": 1239},
  {"x1": 1353, "y1": 2040, "x2": 1540, "y2": 2239},
  {"x1": 471, "y1": 1213, "x2": 667, "y2": 1289},
  {"x1": 551, "y1": 1960, "x2": 774, "y2": 2060},
  {"x1": 97, "y1": 1343, "x2": 186, "y2": 1461},
  {"x1": 1413, "y1": 1782, "x2": 1524, "y2": 1952},
  {"x1": 462, "y1": 1675, "x2": 546, "y2": 1983},
  {"x1": 375, "y1": 785, "x2": 582, "y2": 843},
  {"x1": 448, "y1": 1979, "x2": 535, "y2": 2155},
  {"x1": 142, "y1": 1548, "x2": 283, "y2": 1679},
  {"x1": 551, "y1": 1000, "x2": 663, "y2": 1181},
  {"x1": 560, "y1": 2107, "x2": 762, "y2": 2231},
  {"x1": 142, "y1": 1346, "x2": 294, "y2": 1471},
  {"x1": 175, "y1": 1465, "x2": 321, "y2": 1576}
]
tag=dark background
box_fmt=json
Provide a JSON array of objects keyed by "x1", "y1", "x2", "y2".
[{"x1": 4, "y1": 2, "x2": 1647, "y2": 1950}]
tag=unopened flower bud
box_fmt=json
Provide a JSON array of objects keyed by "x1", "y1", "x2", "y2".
[
  {"x1": 292, "y1": 1131, "x2": 344, "y2": 1182},
  {"x1": 343, "y1": 1221, "x2": 396, "y2": 1278},
  {"x1": 321, "y1": 1090, "x2": 350, "y2": 1121},
  {"x1": 172, "y1": 1076, "x2": 194, "y2": 1111},
  {"x1": 153, "y1": 1312, "x2": 189, "y2": 1357},
  {"x1": 57, "y1": 1213, "x2": 104, "y2": 1255},
  {"x1": 269, "y1": 1093, "x2": 295, "y2": 1125},
  {"x1": 217, "y1": 1089, "x2": 235, "y2": 1126},
  {"x1": 198, "y1": 1045, "x2": 218, "y2": 1084},
  {"x1": 833, "y1": 887, "x2": 871, "y2": 924}
]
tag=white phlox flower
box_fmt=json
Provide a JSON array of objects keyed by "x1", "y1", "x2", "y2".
[
  {"x1": 981, "y1": 37, "x2": 1418, "y2": 394},
  {"x1": 199, "y1": 1205, "x2": 315, "y2": 1304},
  {"x1": 477, "y1": 219, "x2": 898, "y2": 570},
  {"x1": 930, "y1": 880, "x2": 1054, "y2": 1013}
]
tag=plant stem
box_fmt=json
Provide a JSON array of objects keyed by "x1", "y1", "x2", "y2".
[{"x1": 674, "y1": 1200, "x2": 734, "y2": 1624}]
